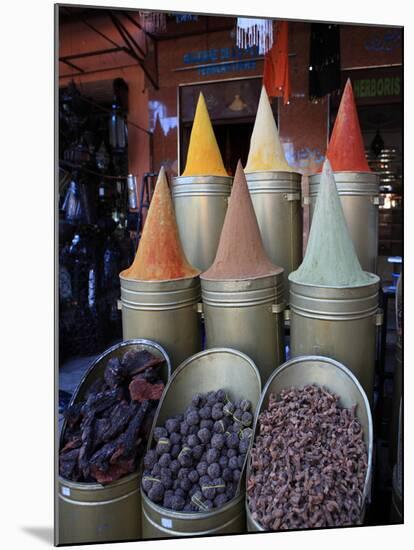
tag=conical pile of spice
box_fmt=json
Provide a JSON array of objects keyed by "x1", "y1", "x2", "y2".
[
  {"x1": 120, "y1": 167, "x2": 200, "y2": 281},
  {"x1": 181, "y1": 92, "x2": 228, "y2": 177},
  {"x1": 245, "y1": 85, "x2": 293, "y2": 173},
  {"x1": 202, "y1": 161, "x2": 282, "y2": 280},
  {"x1": 290, "y1": 160, "x2": 374, "y2": 287},
  {"x1": 325, "y1": 78, "x2": 371, "y2": 172}
]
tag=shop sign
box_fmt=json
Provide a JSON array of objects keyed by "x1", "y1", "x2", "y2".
[
  {"x1": 180, "y1": 46, "x2": 259, "y2": 77},
  {"x1": 183, "y1": 46, "x2": 259, "y2": 65},
  {"x1": 338, "y1": 65, "x2": 402, "y2": 105},
  {"x1": 353, "y1": 76, "x2": 401, "y2": 99},
  {"x1": 197, "y1": 60, "x2": 257, "y2": 77}
]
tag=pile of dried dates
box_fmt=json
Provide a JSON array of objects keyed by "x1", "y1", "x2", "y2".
[{"x1": 59, "y1": 348, "x2": 165, "y2": 484}]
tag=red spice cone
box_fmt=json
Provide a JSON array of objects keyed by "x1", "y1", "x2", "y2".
[
  {"x1": 202, "y1": 161, "x2": 282, "y2": 280},
  {"x1": 120, "y1": 167, "x2": 200, "y2": 281},
  {"x1": 326, "y1": 78, "x2": 371, "y2": 172}
]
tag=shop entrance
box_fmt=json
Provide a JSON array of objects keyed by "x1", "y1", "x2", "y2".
[{"x1": 180, "y1": 121, "x2": 254, "y2": 177}]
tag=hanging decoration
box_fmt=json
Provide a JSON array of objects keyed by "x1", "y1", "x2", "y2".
[
  {"x1": 263, "y1": 21, "x2": 291, "y2": 104},
  {"x1": 139, "y1": 11, "x2": 167, "y2": 33},
  {"x1": 236, "y1": 18, "x2": 274, "y2": 55}
]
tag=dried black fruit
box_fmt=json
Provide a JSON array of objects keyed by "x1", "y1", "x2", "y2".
[
  {"x1": 197, "y1": 428, "x2": 211, "y2": 444},
  {"x1": 165, "y1": 418, "x2": 180, "y2": 434},
  {"x1": 206, "y1": 448, "x2": 220, "y2": 464},
  {"x1": 226, "y1": 432, "x2": 240, "y2": 449},
  {"x1": 186, "y1": 410, "x2": 200, "y2": 426},
  {"x1": 211, "y1": 403, "x2": 224, "y2": 420},
  {"x1": 199, "y1": 406, "x2": 212, "y2": 420},
  {"x1": 211, "y1": 433, "x2": 225, "y2": 449},
  {"x1": 153, "y1": 427, "x2": 168, "y2": 442}
]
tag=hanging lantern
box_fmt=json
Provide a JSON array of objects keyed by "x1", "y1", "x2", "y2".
[
  {"x1": 109, "y1": 98, "x2": 127, "y2": 153},
  {"x1": 96, "y1": 141, "x2": 110, "y2": 172},
  {"x1": 236, "y1": 18, "x2": 274, "y2": 55}
]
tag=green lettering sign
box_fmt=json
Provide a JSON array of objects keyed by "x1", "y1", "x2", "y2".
[{"x1": 352, "y1": 76, "x2": 401, "y2": 98}]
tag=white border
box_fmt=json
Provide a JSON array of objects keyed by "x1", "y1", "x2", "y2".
[{"x1": 0, "y1": 1, "x2": 410, "y2": 549}]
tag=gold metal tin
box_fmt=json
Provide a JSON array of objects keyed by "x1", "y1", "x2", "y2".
[
  {"x1": 172, "y1": 175, "x2": 233, "y2": 272},
  {"x1": 288, "y1": 277, "x2": 381, "y2": 404},
  {"x1": 141, "y1": 348, "x2": 262, "y2": 538},
  {"x1": 309, "y1": 171, "x2": 380, "y2": 273},
  {"x1": 119, "y1": 275, "x2": 202, "y2": 371},
  {"x1": 390, "y1": 338, "x2": 402, "y2": 465},
  {"x1": 246, "y1": 170, "x2": 302, "y2": 294},
  {"x1": 246, "y1": 355, "x2": 373, "y2": 531},
  {"x1": 57, "y1": 339, "x2": 171, "y2": 545},
  {"x1": 201, "y1": 273, "x2": 286, "y2": 385}
]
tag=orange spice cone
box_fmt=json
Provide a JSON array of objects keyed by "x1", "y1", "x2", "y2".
[
  {"x1": 326, "y1": 78, "x2": 371, "y2": 172},
  {"x1": 202, "y1": 161, "x2": 282, "y2": 280},
  {"x1": 182, "y1": 92, "x2": 228, "y2": 177},
  {"x1": 121, "y1": 167, "x2": 200, "y2": 281}
]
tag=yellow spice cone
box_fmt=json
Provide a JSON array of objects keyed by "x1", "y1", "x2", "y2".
[
  {"x1": 245, "y1": 85, "x2": 293, "y2": 172},
  {"x1": 182, "y1": 92, "x2": 228, "y2": 177},
  {"x1": 121, "y1": 167, "x2": 200, "y2": 281}
]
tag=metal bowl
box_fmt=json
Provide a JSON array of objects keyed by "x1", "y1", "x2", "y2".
[
  {"x1": 245, "y1": 355, "x2": 373, "y2": 532},
  {"x1": 57, "y1": 339, "x2": 171, "y2": 544},
  {"x1": 141, "y1": 348, "x2": 262, "y2": 538}
]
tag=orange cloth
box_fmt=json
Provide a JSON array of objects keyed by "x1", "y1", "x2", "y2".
[{"x1": 263, "y1": 22, "x2": 290, "y2": 104}]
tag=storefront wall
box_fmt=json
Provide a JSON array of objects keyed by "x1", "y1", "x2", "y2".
[
  {"x1": 59, "y1": 15, "x2": 150, "y2": 193},
  {"x1": 59, "y1": 15, "x2": 402, "y2": 239}
]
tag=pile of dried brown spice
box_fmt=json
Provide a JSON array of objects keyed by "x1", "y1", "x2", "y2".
[
  {"x1": 247, "y1": 385, "x2": 368, "y2": 530},
  {"x1": 59, "y1": 349, "x2": 165, "y2": 484}
]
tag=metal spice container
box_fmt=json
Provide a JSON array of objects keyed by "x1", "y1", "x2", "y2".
[
  {"x1": 141, "y1": 348, "x2": 261, "y2": 538},
  {"x1": 119, "y1": 275, "x2": 202, "y2": 371},
  {"x1": 288, "y1": 276, "x2": 381, "y2": 404},
  {"x1": 308, "y1": 172, "x2": 380, "y2": 273},
  {"x1": 246, "y1": 170, "x2": 303, "y2": 294},
  {"x1": 391, "y1": 399, "x2": 403, "y2": 523},
  {"x1": 57, "y1": 339, "x2": 171, "y2": 545},
  {"x1": 390, "y1": 273, "x2": 402, "y2": 466},
  {"x1": 201, "y1": 274, "x2": 286, "y2": 385},
  {"x1": 171, "y1": 175, "x2": 233, "y2": 272},
  {"x1": 245, "y1": 355, "x2": 373, "y2": 531}
]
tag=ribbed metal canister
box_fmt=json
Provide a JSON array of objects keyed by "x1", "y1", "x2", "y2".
[
  {"x1": 201, "y1": 273, "x2": 285, "y2": 385},
  {"x1": 246, "y1": 355, "x2": 373, "y2": 531},
  {"x1": 57, "y1": 339, "x2": 171, "y2": 545},
  {"x1": 390, "y1": 337, "x2": 402, "y2": 465},
  {"x1": 119, "y1": 276, "x2": 202, "y2": 371},
  {"x1": 390, "y1": 273, "x2": 402, "y2": 465},
  {"x1": 308, "y1": 172, "x2": 380, "y2": 273},
  {"x1": 288, "y1": 275, "x2": 381, "y2": 404},
  {"x1": 172, "y1": 175, "x2": 233, "y2": 272},
  {"x1": 246, "y1": 171, "x2": 302, "y2": 293},
  {"x1": 391, "y1": 398, "x2": 403, "y2": 523},
  {"x1": 141, "y1": 348, "x2": 262, "y2": 538}
]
